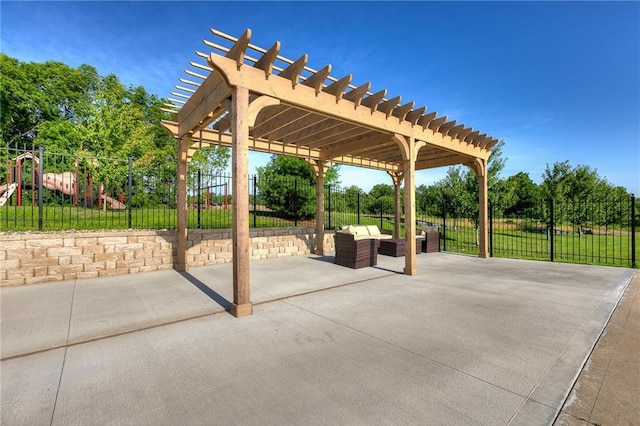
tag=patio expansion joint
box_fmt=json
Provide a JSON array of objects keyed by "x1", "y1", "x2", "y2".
[
  {"x1": 49, "y1": 277, "x2": 78, "y2": 426},
  {"x1": 251, "y1": 271, "x2": 398, "y2": 305},
  {"x1": 0, "y1": 271, "x2": 398, "y2": 362}
]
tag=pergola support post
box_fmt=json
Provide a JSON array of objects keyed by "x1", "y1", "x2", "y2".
[
  {"x1": 394, "y1": 135, "x2": 417, "y2": 276},
  {"x1": 387, "y1": 171, "x2": 404, "y2": 239},
  {"x1": 230, "y1": 86, "x2": 253, "y2": 317},
  {"x1": 476, "y1": 159, "x2": 489, "y2": 258},
  {"x1": 175, "y1": 138, "x2": 189, "y2": 272},
  {"x1": 314, "y1": 160, "x2": 326, "y2": 255}
]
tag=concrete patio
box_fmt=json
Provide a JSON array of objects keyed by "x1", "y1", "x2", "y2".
[{"x1": 1, "y1": 253, "x2": 634, "y2": 425}]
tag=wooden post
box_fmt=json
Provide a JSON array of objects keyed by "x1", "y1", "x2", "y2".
[
  {"x1": 394, "y1": 135, "x2": 417, "y2": 276},
  {"x1": 230, "y1": 86, "x2": 252, "y2": 318},
  {"x1": 404, "y1": 158, "x2": 417, "y2": 274},
  {"x1": 314, "y1": 160, "x2": 325, "y2": 255},
  {"x1": 477, "y1": 159, "x2": 489, "y2": 258},
  {"x1": 175, "y1": 138, "x2": 189, "y2": 272},
  {"x1": 387, "y1": 171, "x2": 404, "y2": 239}
]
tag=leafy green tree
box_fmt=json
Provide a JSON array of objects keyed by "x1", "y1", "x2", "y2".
[
  {"x1": 430, "y1": 140, "x2": 506, "y2": 242},
  {"x1": 503, "y1": 172, "x2": 541, "y2": 216},
  {"x1": 256, "y1": 155, "x2": 340, "y2": 219},
  {"x1": 365, "y1": 183, "x2": 394, "y2": 214},
  {"x1": 541, "y1": 161, "x2": 572, "y2": 201},
  {"x1": 1, "y1": 54, "x2": 99, "y2": 148}
]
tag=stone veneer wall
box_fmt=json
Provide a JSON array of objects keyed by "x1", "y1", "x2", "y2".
[{"x1": 0, "y1": 227, "x2": 336, "y2": 287}]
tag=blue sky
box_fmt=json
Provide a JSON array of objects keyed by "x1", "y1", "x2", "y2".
[{"x1": 2, "y1": 1, "x2": 639, "y2": 194}]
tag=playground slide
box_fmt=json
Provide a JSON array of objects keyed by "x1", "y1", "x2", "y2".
[
  {"x1": 5, "y1": 154, "x2": 127, "y2": 209},
  {"x1": 0, "y1": 183, "x2": 18, "y2": 207},
  {"x1": 101, "y1": 194, "x2": 126, "y2": 210}
]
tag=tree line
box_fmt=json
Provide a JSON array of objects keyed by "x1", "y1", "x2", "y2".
[
  {"x1": 1, "y1": 54, "x2": 635, "y2": 228},
  {"x1": 0, "y1": 54, "x2": 228, "y2": 200}
]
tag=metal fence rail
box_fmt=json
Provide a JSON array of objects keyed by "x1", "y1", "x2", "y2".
[
  {"x1": 488, "y1": 197, "x2": 637, "y2": 267},
  {"x1": 2, "y1": 147, "x2": 637, "y2": 267}
]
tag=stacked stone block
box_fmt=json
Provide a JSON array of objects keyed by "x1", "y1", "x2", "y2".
[{"x1": 0, "y1": 228, "x2": 336, "y2": 286}]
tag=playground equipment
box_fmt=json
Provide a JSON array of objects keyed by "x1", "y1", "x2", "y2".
[{"x1": 0, "y1": 152, "x2": 126, "y2": 209}]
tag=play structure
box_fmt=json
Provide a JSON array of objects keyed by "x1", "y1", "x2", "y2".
[{"x1": 0, "y1": 152, "x2": 126, "y2": 209}]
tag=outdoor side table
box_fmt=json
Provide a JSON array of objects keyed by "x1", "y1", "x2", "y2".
[{"x1": 378, "y1": 238, "x2": 422, "y2": 257}]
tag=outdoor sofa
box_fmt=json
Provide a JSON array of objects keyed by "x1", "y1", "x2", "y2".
[{"x1": 334, "y1": 225, "x2": 392, "y2": 269}]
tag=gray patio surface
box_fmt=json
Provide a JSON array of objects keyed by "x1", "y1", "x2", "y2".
[{"x1": 1, "y1": 253, "x2": 634, "y2": 425}]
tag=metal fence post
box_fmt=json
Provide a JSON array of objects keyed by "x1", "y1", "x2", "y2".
[
  {"x1": 38, "y1": 146, "x2": 43, "y2": 231},
  {"x1": 197, "y1": 169, "x2": 201, "y2": 229},
  {"x1": 550, "y1": 198, "x2": 555, "y2": 262},
  {"x1": 632, "y1": 194, "x2": 636, "y2": 268},
  {"x1": 442, "y1": 200, "x2": 447, "y2": 252},
  {"x1": 489, "y1": 202, "x2": 494, "y2": 257},
  {"x1": 253, "y1": 175, "x2": 257, "y2": 228},
  {"x1": 294, "y1": 178, "x2": 298, "y2": 227},
  {"x1": 327, "y1": 184, "x2": 331, "y2": 230},
  {"x1": 357, "y1": 190, "x2": 361, "y2": 224},
  {"x1": 380, "y1": 200, "x2": 383, "y2": 230},
  {"x1": 128, "y1": 157, "x2": 133, "y2": 229}
]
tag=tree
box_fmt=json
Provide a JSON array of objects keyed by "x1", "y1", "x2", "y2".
[
  {"x1": 365, "y1": 183, "x2": 394, "y2": 214},
  {"x1": 442, "y1": 141, "x2": 506, "y2": 225},
  {"x1": 503, "y1": 172, "x2": 541, "y2": 216},
  {"x1": 541, "y1": 161, "x2": 572, "y2": 201},
  {"x1": 256, "y1": 155, "x2": 340, "y2": 219},
  {"x1": 1, "y1": 54, "x2": 99, "y2": 148}
]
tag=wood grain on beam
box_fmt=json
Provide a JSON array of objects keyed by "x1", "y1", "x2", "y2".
[
  {"x1": 251, "y1": 108, "x2": 306, "y2": 139},
  {"x1": 267, "y1": 114, "x2": 329, "y2": 141},
  {"x1": 391, "y1": 101, "x2": 414, "y2": 122},
  {"x1": 320, "y1": 132, "x2": 392, "y2": 160},
  {"x1": 225, "y1": 28, "x2": 251, "y2": 69},
  {"x1": 304, "y1": 126, "x2": 371, "y2": 148},
  {"x1": 176, "y1": 70, "x2": 232, "y2": 137},
  {"x1": 361, "y1": 89, "x2": 387, "y2": 112},
  {"x1": 343, "y1": 83, "x2": 371, "y2": 107},
  {"x1": 323, "y1": 74, "x2": 352, "y2": 101},
  {"x1": 279, "y1": 54, "x2": 308, "y2": 87},
  {"x1": 438, "y1": 120, "x2": 457, "y2": 135},
  {"x1": 253, "y1": 41, "x2": 280, "y2": 78},
  {"x1": 302, "y1": 64, "x2": 332, "y2": 95},
  {"x1": 378, "y1": 96, "x2": 401, "y2": 117},
  {"x1": 452, "y1": 126, "x2": 471, "y2": 140},
  {"x1": 280, "y1": 117, "x2": 340, "y2": 144},
  {"x1": 428, "y1": 116, "x2": 447, "y2": 132},
  {"x1": 405, "y1": 106, "x2": 426, "y2": 125},
  {"x1": 418, "y1": 112, "x2": 437, "y2": 129},
  {"x1": 464, "y1": 130, "x2": 480, "y2": 143},
  {"x1": 415, "y1": 154, "x2": 469, "y2": 170},
  {"x1": 446, "y1": 123, "x2": 464, "y2": 138}
]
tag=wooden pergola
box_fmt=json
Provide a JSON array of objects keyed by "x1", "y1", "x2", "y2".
[{"x1": 162, "y1": 28, "x2": 500, "y2": 317}]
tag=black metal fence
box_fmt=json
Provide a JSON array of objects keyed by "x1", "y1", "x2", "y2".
[
  {"x1": 488, "y1": 197, "x2": 637, "y2": 267},
  {"x1": 1, "y1": 147, "x2": 637, "y2": 267},
  {"x1": 422, "y1": 196, "x2": 638, "y2": 268}
]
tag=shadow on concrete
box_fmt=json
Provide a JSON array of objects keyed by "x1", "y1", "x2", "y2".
[
  {"x1": 179, "y1": 272, "x2": 232, "y2": 311},
  {"x1": 307, "y1": 255, "x2": 336, "y2": 264},
  {"x1": 372, "y1": 265, "x2": 404, "y2": 274}
]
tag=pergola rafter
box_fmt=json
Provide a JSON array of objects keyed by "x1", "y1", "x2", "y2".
[{"x1": 162, "y1": 27, "x2": 501, "y2": 317}]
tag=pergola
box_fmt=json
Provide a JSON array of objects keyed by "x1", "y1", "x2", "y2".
[{"x1": 162, "y1": 28, "x2": 500, "y2": 317}]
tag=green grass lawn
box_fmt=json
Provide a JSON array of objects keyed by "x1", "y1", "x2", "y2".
[{"x1": 442, "y1": 226, "x2": 638, "y2": 267}]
